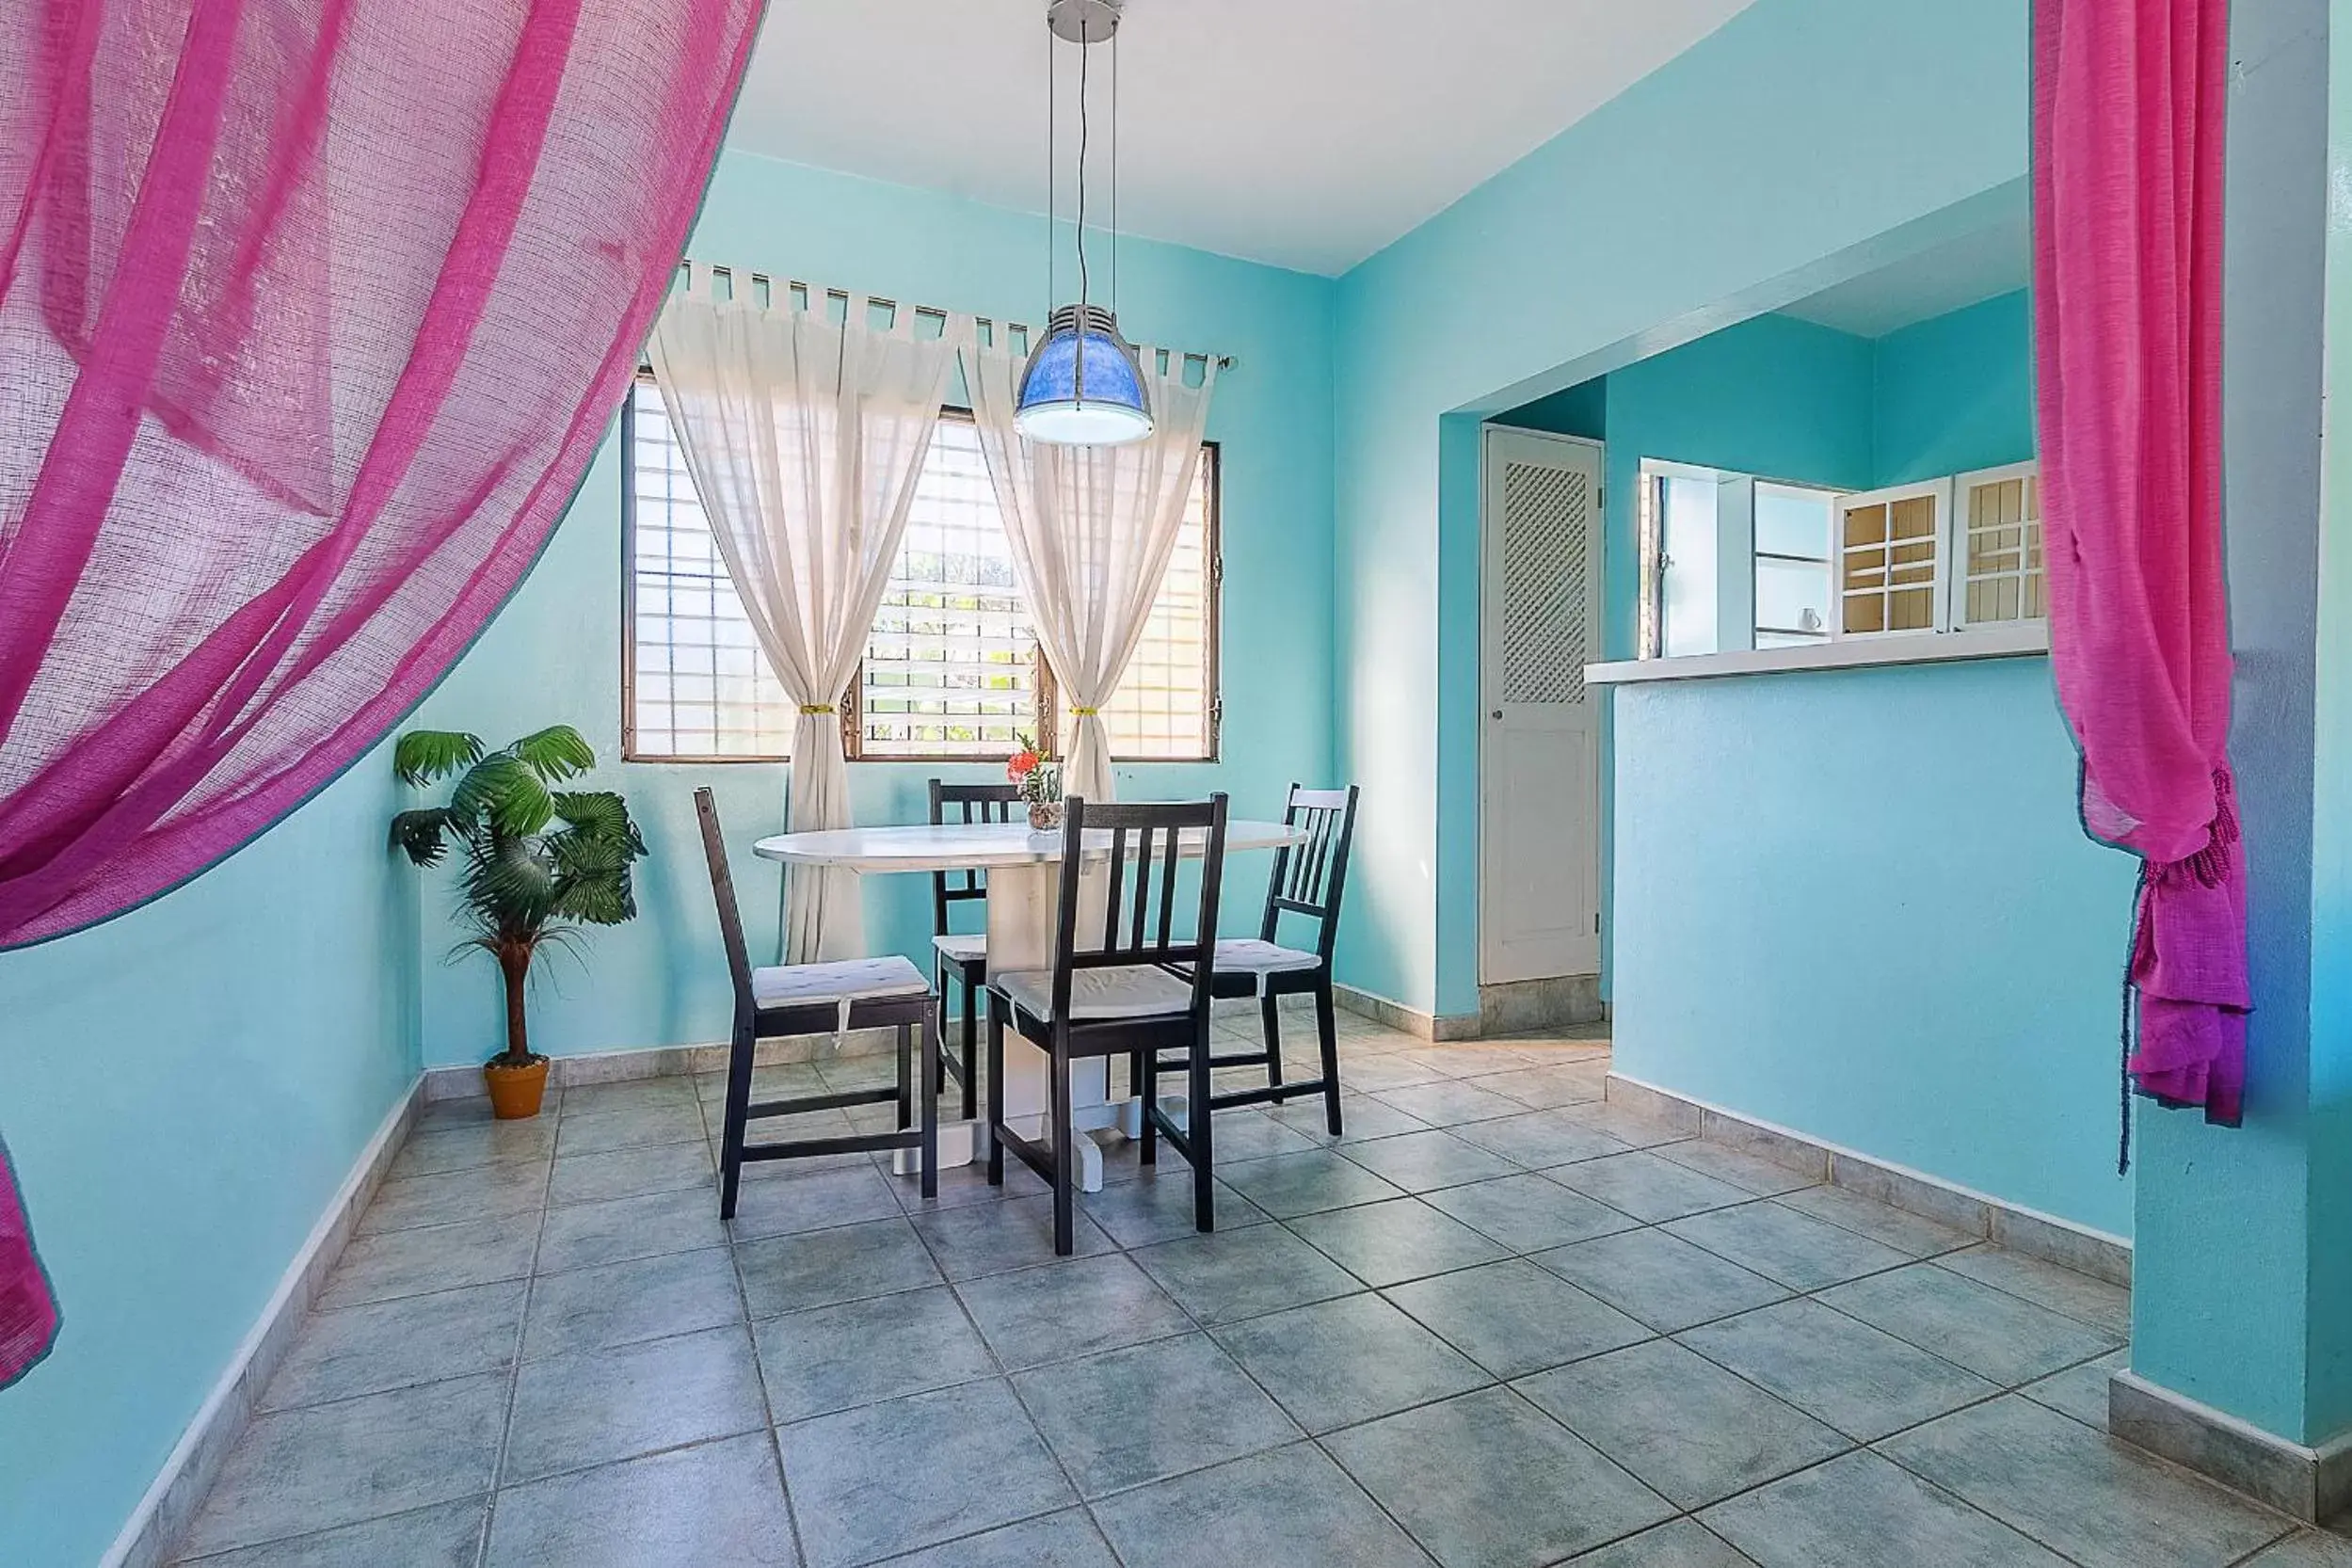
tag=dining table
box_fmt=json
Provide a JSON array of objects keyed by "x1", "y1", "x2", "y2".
[{"x1": 754, "y1": 817, "x2": 1307, "y2": 1192}]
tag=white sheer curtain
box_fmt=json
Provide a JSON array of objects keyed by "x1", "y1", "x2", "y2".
[
  {"x1": 964, "y1": 327, "x2": 1218, "y2": 802},
  {"x1": 648, "y1": 273, "x2": 959, "y2": 961}
]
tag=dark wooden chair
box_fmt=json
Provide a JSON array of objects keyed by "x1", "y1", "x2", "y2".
[
  {"x1": 928, "y1": 779, "x2": 1023, "y2": 1123},
  {"x1": 1160, "y1": 784, "x2": 1359, "y2": 1135},
  {"x1": 695, "y1": 788, "x2": 939, "y2": 1216},
  {"x1": 987, "y1": 793, "x2": 1230, "y2": 1255}
]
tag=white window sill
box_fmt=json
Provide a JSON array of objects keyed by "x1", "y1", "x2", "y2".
[{"x1": 1584, "y1": 622, "x2": 2050, "y2": 686}]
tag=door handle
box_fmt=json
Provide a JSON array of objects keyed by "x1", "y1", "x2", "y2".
[{"x1": 1491, "y1": 710, "x2": 1502, "y2": 721}]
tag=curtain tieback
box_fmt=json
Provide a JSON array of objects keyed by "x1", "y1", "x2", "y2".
[
  {"x1": 799, "y1": 704, "x2": 836, "y2": 715},
  {"x1": 1069, "y1": 706, "x2": 1099, "y2": 716}
]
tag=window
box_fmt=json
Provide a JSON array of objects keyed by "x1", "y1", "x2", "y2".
[
  {"x1": 1639, "y1": 461, "x2": 1837, "y2": 658},
  {"x1": 624, "y1": 377, "x2": 1220, "y2": 761},
  {"x1": 1835, "y1": 479, "x2": 1949, "y2": 637},
  {"x1": 1752, "y1": 482, "x2": 1835, "y2": 648}
]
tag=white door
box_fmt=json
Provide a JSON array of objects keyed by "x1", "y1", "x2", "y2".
[{"x1": 1480, "y1": 426, "x2": 1604, "y2": 984}]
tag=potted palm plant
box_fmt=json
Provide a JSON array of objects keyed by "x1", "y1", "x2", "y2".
[{"x1": 390, "y1": 726, "x2": 647, "y2": 1119}]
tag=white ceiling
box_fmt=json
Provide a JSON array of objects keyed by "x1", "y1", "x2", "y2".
[
  {"x1": 726, "y1": 0, "x2": 1758, "y2": 277},
  {"x1": 1779, "y1": 206, "x2": 2032, "y2": 339}
]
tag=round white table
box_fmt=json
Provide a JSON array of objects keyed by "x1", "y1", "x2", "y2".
[{"x1": 754, "y1": 819, "x2": 1306, "y2": 1191}]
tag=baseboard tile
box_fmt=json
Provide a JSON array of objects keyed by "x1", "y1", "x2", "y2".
[
  {"x1": 2111, "y1": 1370, "x2": 2352, "y2": 1522},
  {"x1": 1333, "y1": 983, "x2": 1480, "y2": 1042},
  {"x1": 1476, "y1": 973, "x2": 1605, "y2": 1035},
  {"x1": 420, "y1": 1027, "x2": 908, "y2": 1102},
  {"x1": 1604, "y1": 1071, "x2": 2132, "y2": 1288},
  {"x1": 104, "y1": 1080, "x2": 423, "y2": 1568}
]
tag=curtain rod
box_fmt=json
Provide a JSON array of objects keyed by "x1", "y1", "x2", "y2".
[{"x1": 683, "y1": 262, "x2": 1236, "y2": 371}]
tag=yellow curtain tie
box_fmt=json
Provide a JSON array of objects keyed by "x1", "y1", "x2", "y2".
[
  {"x1": 1069, "y1": 706, "x2": 1099, "y2": 716},
  {"x1": 799, "y1": 703, "x2": 836, "y2": 715}
]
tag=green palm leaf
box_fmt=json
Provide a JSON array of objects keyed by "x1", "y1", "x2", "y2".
[
  {"x1": 510, "y1": 725, "x2": 597, "y2": 784},
  {"x1": 451, "y1": 755, "x2": 554, "y2": 839},
  {"x1": 389, "y1": 808, "x2": 456, "y2": 866},
  {"x1": 393, "y1": 730, "x2": 484, "y2": 788}
]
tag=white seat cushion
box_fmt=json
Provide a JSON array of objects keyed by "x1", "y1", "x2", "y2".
[
  {"x1": 995, "y1": 965, "x2": 1194, "y2": 1023},
  {"x1": 751, "y1": 954, "x2": 928, "y2": 1011},
  {"x1": 1212, "y1": 938, "x2": 1321, "y2": 976},
  {"x1": 932, "y1": 932, "x2": 987, "y2": 966}
]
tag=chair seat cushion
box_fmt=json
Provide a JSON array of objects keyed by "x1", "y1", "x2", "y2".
[
  {"x1": 994, "y1": 965, "x2": 1194, "y2": 1023},
  {"x1": 1212, "y1": 938, "x2": 1322, "y2": 976},
  {"x1": 932, "y1": 932, "x2": 987, "y2": 966},
  {"x1": 751, "y1": 954, "x2": 928, "y2": 1011}
]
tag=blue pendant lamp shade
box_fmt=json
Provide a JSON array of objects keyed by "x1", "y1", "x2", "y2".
[{"x1": 1016, "y1": 303, "x2": 1153, "y2": 445}]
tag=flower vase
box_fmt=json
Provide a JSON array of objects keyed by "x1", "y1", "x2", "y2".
[{"x1": 1028, "y1": 800, "x2": 1064, "y2": 832}]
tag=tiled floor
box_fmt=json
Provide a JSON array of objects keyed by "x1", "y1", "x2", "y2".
[{"x1": 171, "y1": 1009, "x2": 2349, "y2": 1568}]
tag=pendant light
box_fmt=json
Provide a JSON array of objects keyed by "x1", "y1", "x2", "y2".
[{"x1": 1016, "y1": 0, "x2": 1152, "y2": 446}]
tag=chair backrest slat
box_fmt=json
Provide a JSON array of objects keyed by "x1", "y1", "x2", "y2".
[
  {"x1": 929, "y1": 780, "x2": 1022, "y2": 938},
  {"x1": 694, "y1": 788, "x2": 757, "y2": 1021},
  {"x1": 1049, "y1": 794, "x2": 1230, "y2": 1027},
  {"x1": 1257, "y1": 783, "x2": 1362, "y2": 961}
]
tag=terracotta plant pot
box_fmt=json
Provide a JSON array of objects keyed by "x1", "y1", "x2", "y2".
[
  {"x1": 483, "y1": 1055, "x2": 550, "y2": 1120},
  {"x1": 1028, "y1": 800, "x2": 1064, "y2": 832}
]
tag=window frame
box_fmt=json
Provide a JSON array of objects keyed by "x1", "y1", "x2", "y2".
[
  {"x1": 1948, "y1": 459, "x2": 2045, "y2": 632},
  {"x1": 620, "y1": 376, "x2": 1223, "y2": 765}
]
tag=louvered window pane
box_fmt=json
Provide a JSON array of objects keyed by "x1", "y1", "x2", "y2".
[
  {"x1": 1098, "y1": 451, "x2": 1215, "y2": 760},
  {"x1": 861, "y1": 419, "x2": 1042, "y2": 757},
  {"x1": 626, "y1": 383, "x2": 794, "y2": 760}
]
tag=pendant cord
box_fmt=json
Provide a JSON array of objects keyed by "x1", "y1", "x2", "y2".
[
  {"x1": 1111, "y1": 24, "x2": 1118, "y2": 315},
  {"x1": 1076, "y1": 29, "x2": 1091, "y2": 312},
  {"x1": 1045, "y1": 16, "x2": 1054, "y2": 328}
]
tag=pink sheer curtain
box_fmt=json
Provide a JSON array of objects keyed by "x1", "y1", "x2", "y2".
[
  {"x1": 0, "y1": 0, "x2": 760, "y2": 1385},
  {"x1": 2034, "y1": 0, "x2": 2245, "y2": 1157}
]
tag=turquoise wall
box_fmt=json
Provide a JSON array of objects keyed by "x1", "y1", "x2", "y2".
[
  {"x1": 1332, "y1": 0, "x2": 2031, "y2": 1021},
  {"x1": 1874, "y1": 291, "x2": 2035, "y2": 484},
  {"x1": 0, "y1": 753, "x2": 419, "y2": 1566},
  {"x1": 410, "y1": 152, "x2": 1338, "y2": 1067}
]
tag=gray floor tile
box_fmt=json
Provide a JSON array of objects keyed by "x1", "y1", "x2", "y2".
[
  {"x1": 560, "y1": 1077, "x2": 699, "y2": 1117},
  {"x1": 1565, "y1": 1519, "x2": 1759, "y2": 1567},
  {"x1": 1218, "y1": 1148, "x2": 1409, "y2": 1218},
  {"x1": 261, "y1": 1282, "x2": 524, "y2": 1412},
  {"x1": 1014, "y1": 1332, "x2": 1300, "y2": 1496},
  {"x1": 1666, "y1": 1202, "x2": 1912, "y2": 1290},
  {"x1": 866, "y1": 1509, "x2": 1118, "y2": 1567},
  {"x1": 1818, "y1": 1264, "x2": 2122, "y2": 1385},
  {"x1": 1934, "y1": 1247, "x2": 2133, "y2": 1337},
  {"x1": 553, "y1": 1097, "x2": 707, "y2": 1156},
  {"x1": 1652, "y1": 1140, "x2": 1822, "y2": 1196},
  {"x1": 1677, "y1": 1299, "x2": 1997, "y2": 1442},
  {"x1": 1556, "y1": 1101, "x2": 1697, "y2": 1150},
  {"x1": 1077, "y1": 1169, "x2": 1266, "y2": 1247},
  {"x1": 2018, "y1": 1347, "x2": 2127, "y2": 1428},
  {"x1": 1340, "y1": 1054, "x2": 1452, "y2": 1094},
  {"x1": 1880, "y1": 1395, "x2": 2293, "y2": 1568},
  {"x1": 1370, "y1": 1079, "x2": 1528, "y2": 1128},
  {"x1": 2246, "y1": 1532, "x2": 2352, "y2": 1568},
  {"x1": 753, "y1": 1284, "x2": 995, "y2": 1422},
  {"x1": 1400, "y1": 1044, "x2": 1544, "y2": 1078},
  {"x1": 1531, "y1": 1228, "x2": 1789, "y2": 1334},
  {"x1": 361, "y1": 1162, "x2": 547, "y2": 1234},
  {"x1": 504, "y1": 1325, "x2": 767, "y2": 1482},
  {"x1": 779, "y1": 1378, "x2": 1075, "y2": 1568},
  {"x1": 535, "y1": 1185, "x2": 730, "y2": 1274},
  {"x1": 1287, "y1": 1197, "x2": 1508, "y2": 1287},
  {"x1": 725, "y1": 1163, "x2": 904, "y2": 1240},
  {"x1": 170, "y1": 1497, "x2": 487, "y2": 1567},
  {"x1": 1267, "y1": 1092, "x2": 1434, "y2": 1144},
  {"x1": 696, "y1": 1063, "x2": 826, "y2": 1105},
  {"x1": 1517, "y1": 1339, "x2": 1850, "y2": 1509},
  {"x1": 175, "y1": 1375, "x2": 506, "y2": 1557},
  {"x1": 1701, "y1": 1450, "x2": 2065, "y2": 1568},
  {"x1": 1201, "y1": 1110, "x2": 1325, "y2": 1161},
  {"x1": 1090, "y1": 1443, "x2": 1436, "y2": 1568},
  {"x1": 888, "y1": 1154, "x2": 1049, "y2": 1212},
  {"x1": 1336, "y1": 1130, "x2": 1521, "y2": 1193},
  {"x1": 1422, "y1": 1174, "x2": 1640, "y2": 1254},
  {"x1": 908, "y1": 1192, "x2": 1116, "y2": 1279},
  {"x1": 389, "y1": 1118, "x2": 556, "y2": 1180},
  {"x1": 1471, "y1": 1064, "x2": 1611, "y2": 1112},
  {"x1": 521, "y1": 1246, "x2": 744, "y2": 1360},
  {"x1": 1773, "y1": 1184, "x2": 1979, "y2": 1257},
  {"x1": 1325, "y1": 1386, "x2": 1672, "y2": 1568},
  {"x1": 1549, "y1": 1152, "x2": 1755, "y2": 1223},
  {"x1": 317, "y1": 1216, "x2": 539, "y2": 1310},
  {"x1": 548, "y1": 1140, "x2": 713, "y2": 1207},
  {"x1": 955, "y1": 1252, "x2": 1193, "y2": 1369},
  {"x1": 1447, "y1": 1109, "x2": 1628, "y2": 1170},
  {"x1": 1385, "y1": 1258, "x2": 1651, "y2": 1380},
  {"x1": 1131, "y1": 1224, "x2": 1363, "y2": 1325},
  {"x1": 483, "y1": 1433, "x2": 796, "y2": 1567},
  {"x1": 736, "y1": 1217, "x2": 943, "y2": 1317},
  {"x1": 1214, "y1": 1291, "x2": 1489, "y2": 1434}
]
